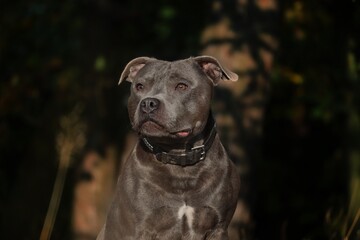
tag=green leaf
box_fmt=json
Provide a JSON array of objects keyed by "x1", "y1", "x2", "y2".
[{"x1": 94, "y1": 55, "x2": 106, "y2": 72}]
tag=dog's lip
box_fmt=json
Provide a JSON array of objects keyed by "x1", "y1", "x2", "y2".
[
  {"x1": 139, "y1": 119, "x2": 165, "y2": 129},
  {"x1": 139, "y1": 118, "x2": 192, "y2": 138}
]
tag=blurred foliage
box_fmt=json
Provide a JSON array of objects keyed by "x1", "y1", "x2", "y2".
[
  {"x1": 0, "y1": 0, "x2": 210, "y2": 239},
  {"x1": 257, "y1": 0, "x2": 360, "y2": 239},
  {"x1": 0, "y1": 0, "x2": 359, "y2": 239}
]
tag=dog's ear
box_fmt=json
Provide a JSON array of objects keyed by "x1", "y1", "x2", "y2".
[
  {"x1": 119, "y1": 57, "x2": 154, "y2": 84},
  {"x1": 193, "y1": 56, "x2": 238, "y2": 85}
]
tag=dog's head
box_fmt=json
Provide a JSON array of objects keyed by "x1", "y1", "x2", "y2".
[{"x1": 119, "y1": 56, "x2": 238, "y2": 141}]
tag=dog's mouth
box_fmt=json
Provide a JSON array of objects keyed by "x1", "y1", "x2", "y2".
[{"x1": 138, "y1": 119, "x2": 192, "y2": 138}]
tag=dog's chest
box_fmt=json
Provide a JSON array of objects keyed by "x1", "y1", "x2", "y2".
[
  {"x1": 177, "y1": 204, "x2": 195, "y2": 229},
  {"x1": 145, "y1": 203, "x2": 219, "y2": 237}
]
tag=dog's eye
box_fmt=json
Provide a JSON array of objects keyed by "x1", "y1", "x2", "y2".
[
  {"x1": 175, "y1": 83, "x2": 188, "y2": 91},
  {"x1": 135, "y1": 83, "x2": 144, "y2": 91}
]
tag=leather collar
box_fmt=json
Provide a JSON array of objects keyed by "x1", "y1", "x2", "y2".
[{"x1": 141, "y1": 116, "x2": 217, "y2": 167}]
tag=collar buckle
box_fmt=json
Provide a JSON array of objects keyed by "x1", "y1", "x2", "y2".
[{"x1": 191, "y1": 145, "x2": 206, "y2": 161}]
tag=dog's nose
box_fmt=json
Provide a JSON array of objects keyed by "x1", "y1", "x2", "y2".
[{"x1": 140, "y1": 98, "x2": 160, "y2": 113}]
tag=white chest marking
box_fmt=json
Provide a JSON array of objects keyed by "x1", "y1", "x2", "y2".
[{"x1": 177, "y1": 205, "x2": 195, "y2": 228}]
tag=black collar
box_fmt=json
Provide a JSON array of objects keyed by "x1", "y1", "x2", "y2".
[{"x1": 140, "y1": 116, "x2": 217, "y2": 167}]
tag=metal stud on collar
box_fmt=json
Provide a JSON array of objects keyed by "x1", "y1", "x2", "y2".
[{"x1": 142, "y1": 137, "x2": 154, "y2": 151}]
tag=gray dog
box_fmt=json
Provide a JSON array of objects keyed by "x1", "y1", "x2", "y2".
[{"x1": 97, "y1": 56, "x2": 240, "y2": 240}]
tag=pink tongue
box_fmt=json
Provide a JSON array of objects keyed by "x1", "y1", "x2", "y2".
[{"x1": 176, "y1": 131, "x2": 190, "y2": 137}]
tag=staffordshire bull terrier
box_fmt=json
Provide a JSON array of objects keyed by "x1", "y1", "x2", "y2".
[{"x1": 97, "y1": 56, "x2": 240, "y2": 240}]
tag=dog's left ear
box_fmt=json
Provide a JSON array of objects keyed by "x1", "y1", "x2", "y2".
[
  {"x1": 193, "y1": 56, "x2": 238, "y2": 85},
  {"x1": 119, "y1": 57, "x2": 154, "y2": 84}
]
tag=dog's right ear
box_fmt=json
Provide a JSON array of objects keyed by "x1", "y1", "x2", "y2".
[{"x1": 119, "y1": 57, "x2": 153, "y2": 85}]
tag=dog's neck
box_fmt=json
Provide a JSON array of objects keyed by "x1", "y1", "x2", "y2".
[{"x1": 140, "y1": 115, "x2": 217, "y2": 166}]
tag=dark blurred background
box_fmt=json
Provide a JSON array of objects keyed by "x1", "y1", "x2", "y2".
[{"x1": 1, "y1": 0, "x2": 359, "y2": 240}]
